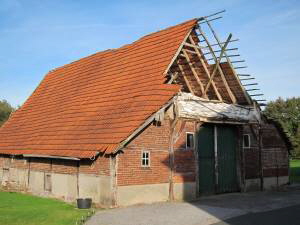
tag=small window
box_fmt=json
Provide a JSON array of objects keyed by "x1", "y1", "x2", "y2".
[
  {"x1": 141, "y1": 151, "x2": 150, "y2": 167},
  {"x1": 243, "y1": 134, "x2": 251, "y2": 148},
  {"x1": 44, "y1": 174, "x2": 52, "y2": 192},
  {"x1": 186, "y1": 132, "x2": 194, "y2": 149}
]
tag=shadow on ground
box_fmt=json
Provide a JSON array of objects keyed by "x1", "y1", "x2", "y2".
[{"x1": 211, "y1": 204, "x2": 300, "y2": 225}]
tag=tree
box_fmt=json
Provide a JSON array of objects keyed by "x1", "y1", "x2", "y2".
[
  {"x1": 0, "y1": 100, "x2": 15, "y2": 127},
  {"x1": 264, "y1": 97, "x2": 300, "y2": 157}
]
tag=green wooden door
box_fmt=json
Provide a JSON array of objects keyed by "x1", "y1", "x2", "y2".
[
  {"x1": 197, "y1": 124, "x2": 239, "y2": 195},
  {"x1": 217, "y1": 125, "x2": 239, "y2": 193},
  {"x1": 197, "y1": 124, "x2": 215, "y2": 194}
]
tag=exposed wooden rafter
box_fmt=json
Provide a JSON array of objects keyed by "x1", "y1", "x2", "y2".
[
  {"x1": 202, "y1": 19, "x2": 252, "y2": 105},
  {"x1": 176, "y1": 60, "x2": 195, "y2": 95},
  {"x1": 199, "y1": 29, "x2": 237, "y2": 103},
  {"x1": 187, "y1": 35, "x2": 223, "y2": 101},
  {"x1": 181, "y1": 50, "x2": 205, "y2": 96},
  {"x1": 204, "y1": 33, "x2": 232, "y2": 93}
]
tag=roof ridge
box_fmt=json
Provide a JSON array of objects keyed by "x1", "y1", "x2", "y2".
[{"x1": 50, "y1": 18, "x2": 197, "y2": 73}]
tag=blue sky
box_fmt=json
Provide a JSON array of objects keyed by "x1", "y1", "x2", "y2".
[{"x1": 1, "y1": 0, "x2": 299, "y2": 107}]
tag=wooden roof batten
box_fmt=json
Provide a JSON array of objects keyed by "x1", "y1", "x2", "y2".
[
  {"x1": 187, "y1": 35, "x2": 223, "y2": 101},
  {"x1": 198, "y1": 12, "x2": 253, "y2": 105}
]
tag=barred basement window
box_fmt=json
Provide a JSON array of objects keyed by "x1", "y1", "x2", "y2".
[
  {"x1": 141, "y1": 151, "x2": 150, "y2": 167},
  {"x1": 243, "y1": 134, "x2": 251, "y2": 148},
  {"x1": 186, "y1": 132, "x2": 195, "y2": 149},
  {"x1": 44, "y1": 174, "x2": 52, "y2": 192}
]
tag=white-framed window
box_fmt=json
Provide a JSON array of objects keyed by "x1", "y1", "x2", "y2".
[
  {"x1": 243, "y1": 134, "x2": 251, "y2": 148},
  {"x1": 141, "y1": 151, "x2": 150, "y2": 167},
  {"x1": 186, "y1": 132, "x2": 195, "y2": 149}
]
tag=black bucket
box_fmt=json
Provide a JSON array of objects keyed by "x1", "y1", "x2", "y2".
[{"x1": 77, "y1": 198, "x2": 92, "y2": 209}]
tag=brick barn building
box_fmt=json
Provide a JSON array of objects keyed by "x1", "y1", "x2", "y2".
[{"x1": 0, "y1": 17, "x2": 290, "y2": 207}]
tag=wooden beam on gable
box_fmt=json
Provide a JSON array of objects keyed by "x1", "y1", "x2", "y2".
[
  {"x1": 203, "y1": 19, "x2": 252, "y2": 105},
  {"x1": 184, "y1": 42, "x2": 202, "y2": 50},
  {"x1": 204, "y1": 34, "x2": 232, "y2": 93},
  {"x1": 200, "y1": 30, "x2": 237, "y2": 104},
  {"x1": 163, "y1": 28, "x2": 194, "y2": 76},
  {"x1": 181, "y1": 50, "x2": 205, "y2": 96},
  {"x1": 187, "y1": 35, "x2": 223, "y2": 101},
  {"x1": 167, "y1": 72, "x2": 179, "y2": 84},
  {"x1": 176, "y1": 60, "x2": 195, "y2": 95}
]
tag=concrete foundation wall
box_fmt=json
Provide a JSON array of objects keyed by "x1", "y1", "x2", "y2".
[
  {"x1": 117, "y1": 182, "x2": 196, "y2": 206},
  {"x1": 51, "y1": 173, "x2": 77, "y2": 202},
  {"x1": 245, "y1": 178, "x2": 260, "y2": 191},
  {"x1": 117, "y1": 183, "x2": 169, "y2": 206},
  {"x1": 0, "y1": 166, "x2": 112, "y2": 207},
  {"x1": 245, "y1": 176, "x2": 289, "y2": 192},
  {"x1": 174, "y1": 182, "x2": 196, "y2": 200},
  {"x1": 264, "y1": 176, "x2": 289, "y2": 190},
  {"x1": 28, "y1": 170, "x2": 45, "y2": 195}
]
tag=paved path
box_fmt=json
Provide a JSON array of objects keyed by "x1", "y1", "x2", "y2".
[{"x1": 86, "y1": 190, "x2": 300, "y2": 225}]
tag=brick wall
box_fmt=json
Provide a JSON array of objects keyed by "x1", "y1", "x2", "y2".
[
  {"x1": 0, "y1": 154, "x2": 110, "y2": 176},
  {"x1": 243, "y1": 125, "x2": 260, "y2": 179},
  {"x1": 117, "y1": 119, "x2": 196, "y2": 186},
  {"x1": 243, "y1": 123, "x2": 289, "y2": 179},
  {"x1": 79, "y1": 153, "x2": 110, "y2": 176},
  {"x1": 173, "y1": 120, "x2": 196, "y2": 183},
  {"x1": 117, "y1": 120, "x2": 171, "y2": 186},
  {"x1": 261, "y1": 123, "x2": 289, "y2": 177}
]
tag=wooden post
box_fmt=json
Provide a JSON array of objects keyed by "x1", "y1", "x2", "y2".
[
  {"x1": 110, "y1": 155, "x2": 118, "y2": 207},
  {"x1": 169, "y1": 118, "x2": 178, "y2": 201},
  {"x1": 214, "y1": 125, "x2": 218, "y2": 192},
  {"x1": 258, "y1": 125, "x2": 264, "y2": 191}
]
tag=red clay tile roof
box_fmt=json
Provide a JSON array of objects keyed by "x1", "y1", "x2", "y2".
[{"x1": 0, "y1": 19, "x2": 197, "y2": 158}]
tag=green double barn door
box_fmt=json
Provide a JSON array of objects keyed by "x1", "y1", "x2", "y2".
[{"x1": 197, "y1": 123, "x2": 239, "y2": 195}]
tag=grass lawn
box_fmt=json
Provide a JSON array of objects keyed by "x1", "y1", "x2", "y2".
[
  {"x1": 0, "y1": 191, "x2": 92, "y2": 225},
  {"x1": 290, "y1": 159, "x2": 300, "y2": 183}
]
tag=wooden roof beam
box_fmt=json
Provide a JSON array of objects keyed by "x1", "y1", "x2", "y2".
[
  {"x1": 200, "y1": 19, "x2": 252, "y2": 105},
  {"x1": 181, "y1": 50, "x2": 206, "y2": 96},
  {"x1": 176, "y1": 60, "x2": 195, "y2": 95},
  {"x1": 187, "y1": 35, "x2": 223, "y2": 101},
  {"x1": 200, "y1": 31, "x2": 237, "y2": 104}
]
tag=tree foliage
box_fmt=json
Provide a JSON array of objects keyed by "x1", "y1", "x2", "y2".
[
  {"x1": 0, "y1": 100, "x2": 15, "y2": 127},
  {"x1": 264, "y1": 97, "x2": 300, "y2": 157}
]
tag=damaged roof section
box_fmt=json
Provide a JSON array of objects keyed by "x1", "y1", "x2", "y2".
[{"x1": 176, "y1": 92, "x2": 261, "y2": 123}]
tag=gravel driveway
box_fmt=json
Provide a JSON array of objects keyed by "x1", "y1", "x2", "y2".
[{"x1": 86, "y1": 189, "x2": 300, "y2": 225}]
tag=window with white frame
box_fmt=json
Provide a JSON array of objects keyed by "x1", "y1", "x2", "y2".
[
  {"x1": 141, "y1": 151, "x2": 150, "y2": 167},
  {"x1": 186, "y1": 132, "x2": 195, "y2": 149},
  {"x1": 243, "y1": 134, "x2": 251, "y2": 148}
]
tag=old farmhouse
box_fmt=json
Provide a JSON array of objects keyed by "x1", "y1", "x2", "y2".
[{"x1": 0, "y1": 16, "x2": 290, "y2": 207}]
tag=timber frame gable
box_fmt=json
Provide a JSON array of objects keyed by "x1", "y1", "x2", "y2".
[{"x1": 164, "y1": 13, "x2": 254, "y2": 106}]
